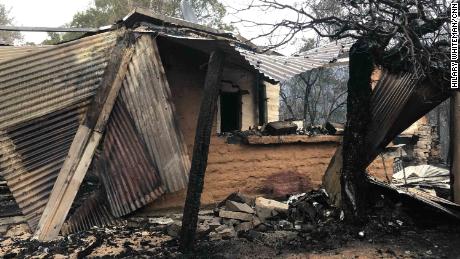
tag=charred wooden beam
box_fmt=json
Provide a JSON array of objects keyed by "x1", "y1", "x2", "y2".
[
  {"x1": 180, "y1": 51, "x2": 225, "y2": 252},
  {"x1": 33, "y1": 30, "x2": 134, "y2": 241}
]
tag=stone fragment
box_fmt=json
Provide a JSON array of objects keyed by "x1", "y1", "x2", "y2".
[
  {"x1": 225, "y1": 200, "x2": 255, "y2": 214},
  {"x1": 209, "y1": 225, "x2": 237, "y2": 240},
  {"x1": 219, "y1": 210, "x2": 252, "y2": 221},
  {"x1": 255, "y1": 197, "x2": 288, "y2": 221},
  {"x1": 148, "y1": 217, "x2": 174, "y2": 225},
  {"x1": 166, "y1": 221, "x2": 182, "y2": 237},
  {"x1": 235, "y1": 222, "x2": 253, "y2": 233}
]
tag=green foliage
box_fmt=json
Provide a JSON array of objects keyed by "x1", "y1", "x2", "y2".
[
  {"x1": 0, "y1": 4, "x2": 22, "y2": 45},
  {"x1": 42, "y1": 0, "x2": 231, "y2": 44}
]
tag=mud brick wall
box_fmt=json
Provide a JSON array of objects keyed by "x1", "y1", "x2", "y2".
[
  {"x1": 141, "y1": 137, "x2": 340, "y2": 211},
  {"x1": 138, "y1": 136, "x2": 392, "y2": 213}
]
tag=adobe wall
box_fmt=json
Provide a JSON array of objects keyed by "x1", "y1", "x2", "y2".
[{"x1": 142, "y1": 138, "x2": 340, "y2": 211}]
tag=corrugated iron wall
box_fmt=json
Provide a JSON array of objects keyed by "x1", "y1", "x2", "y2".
[
  {"x1": 119, "y1": 34, "x2": 190, "y2": 193},
  {"x1": 365, "y1": 70, "x2": 422, "y2": 163},
  {"x1": 97, "y1": 99, "x2": 165, "y2": 217},
  {"x1": 60, "y1": 34, "x2": 191, "y2": 233},
  {"x1": 61, "y1": 190, "x2": 120, "y2": 234},
  {"x1": 0, "y1": 32, "x2": 118, "y2": 230}
]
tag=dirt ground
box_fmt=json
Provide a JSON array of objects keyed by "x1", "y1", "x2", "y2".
[{"x1": 1, "y1": 218, "x2": 460, "y2": 258}]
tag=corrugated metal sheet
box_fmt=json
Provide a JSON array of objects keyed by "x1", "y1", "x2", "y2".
[
  {"x1": 365, "y1": 70, "x2": 421, "y2": 163},
  {"x1": 97, "y1": 99, "x2": 165, "y2": 217},
  {"x1": 237, "y1": 40, "x2": 352, "y2": 82},
  {"x1": 61, "y1": 190, "x2": 121, "y2": 234},
  {"x1": 0, "y1": 45, "x2": 53, "y2": 62},
  {"x1": 0, "y1": 103, "x2": 88, "y2": 229},
  {"x1": 0, "y1": 31, "x2": 118, "y2": 130},
  {"x1": 155, "y1": 33, "x2": 351, "y2": 83},
  {"x1": 364, "y1": 69, "x2": 449, "y2": 164},
  {"x1": 119, "y1": 34, "x2": 190, "y2": 193},
  {"x1": 0, "y1": 31, "x2": 118, "y2": 230}
]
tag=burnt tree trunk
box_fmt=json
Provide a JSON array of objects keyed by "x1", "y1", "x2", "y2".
[
  {"x1": 180, "y1": 51, "x2": 225, "y2": 252},
  {"x1": 341, "y1": 39, "x2": 374, "y2": 221}
]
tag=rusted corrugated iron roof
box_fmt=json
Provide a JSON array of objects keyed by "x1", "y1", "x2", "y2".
[
  {"x1": 152, "y1": 33, "x2": 351, "y2": 84},
  {"x1": 119, "y1": 35, "x2": 190, "y2": 193},
  {"x1": 61, "y1": 191, "x2": 121, "y2": 234},
  {"x1": 0, "y1": 31, "x2": 118, "y2": 130},
  {"x1": 58, "y1": 35, "x2": 190, "y2": 233},
  {"x1": 0, "y1": 45, "x2": 53, "y2": 62},
  {"x1": 0, "y1": 103, "x2": 88, "y2": 229},
  {"x1": 365, "y1": 69, "x2": 449, "y2": 164},
  {"x1": 237, "y1": 40, "x2": 352, "y2": 82},
  {"x1": 0, "y1": 31, "x2": 118, "y2": 230},
  {"x1": 97, "y1": 99, "x2": 165, "y2": 217}
]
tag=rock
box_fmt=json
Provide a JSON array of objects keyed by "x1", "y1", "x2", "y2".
[
  {"x1": 252, "y1": 216, "x2": 262, "y2": 227},
  {"x1": 148, "y1": 217, "x2": 174, "y2": 225},
  {"x1": 196, "y1": 223, "x2": 211, "y2": 238},
  {"x1": 255, "y1": 197, "x2": 288, "y2": 222},
  {"x1": 225, "y1": 200, "x2": 255, "y2": 214},
  {"x1": 219, "y1": 210, "x2": 253, "y2": 221},
  {"x1": 209, "y1": 225, "x2": 237, "y2": 240},
  {"x1": 166, "y1": 221, "x2": 182, "y2": 238},
  {"x1": 203, "y1": 217, "x2": 222, "y2": 231},
  {"x1": 222, "y1": 218, "x2": 240, "y2": 227},
  {"x1": 198, "y1": 210, "x2": 214, "y2": 215},
  {"x1": 255, "y1": 224, "x2": 268, "y2": 232},
  {"x1": 198, "y1": 215, "x2": 214, "y2": 222},
  {"x1": 219, "y1": 192, "x2": 255, "y2": 207},
  {"x1": 235, "y1": 222, "x2": 253, "y2": 233}
]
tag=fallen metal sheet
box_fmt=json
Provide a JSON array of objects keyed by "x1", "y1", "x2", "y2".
[
  {"x1": 324, "y1": 69, "x2": 450, "y2": 206},
  {"x1": 370, "y1": 178, "x2": 460, "y2": 220},
  {"x1": 392, "y1": 165, "x2": 450, "y2": 189},
  {"x1": 61, "y1": 191, "x2": 121, "y2": 235},
  {"x1": 0, "y1": 31, "x2": 118, "y2": 230},
  {"x1": 97, "y1": 99, "x2": 165, "y2": 217},
  {"x1": 119, "y1": 35, "x2": 190, "y2": 193}
]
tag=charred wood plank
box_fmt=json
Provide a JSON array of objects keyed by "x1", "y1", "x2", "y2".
[{"x1": 180, "y1": 51, "x2": 225, "y2": 252}]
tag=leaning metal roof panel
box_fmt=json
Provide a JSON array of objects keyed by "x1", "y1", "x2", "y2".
[
  {"x1": 0, "y1": 45, "x2": 53, "y2": 62},
  {"x1": 0, "y1": 31, "x2": 118, "y2": 230}
]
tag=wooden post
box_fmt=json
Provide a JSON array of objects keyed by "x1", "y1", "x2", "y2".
[
  {"x1": 33, "y1": 31, "x2": 134, "y2": 241},
  {"x1": 180, "y1": 51, "x2": 225, "y2": 252},
  {"x1": 452, "y1": 91, "x2": 460, "y2": 203}
]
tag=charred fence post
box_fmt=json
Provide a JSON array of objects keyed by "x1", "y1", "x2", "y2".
[
  {"x1": 180, "y1": 51, "x2": 225, "y2": 252},
  {"x1": 341, "y1": 39, "x2": 374, "y2": 221}
]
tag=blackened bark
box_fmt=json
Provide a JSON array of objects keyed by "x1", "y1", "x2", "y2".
[
  {"x1": 179, "y1": 51, "x2": 225, "y2": 252},
  {"x1": 341, "y1": 39, "x2": 374, "y2": 222}
]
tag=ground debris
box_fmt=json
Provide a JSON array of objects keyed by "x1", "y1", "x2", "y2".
[{"x1": 2, "y1": 191, "x2": 460, "y2": 258}]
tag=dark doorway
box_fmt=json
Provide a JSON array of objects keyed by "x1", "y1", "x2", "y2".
[{"x1": 220, "y1": 92, "x2": 241, "y2": 132}]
